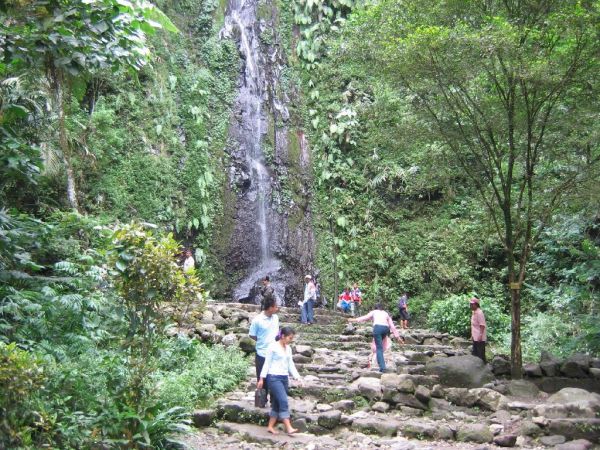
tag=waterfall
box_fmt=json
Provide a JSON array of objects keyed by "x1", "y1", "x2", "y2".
[{"x1": 222, "y1": 0, "x2": 281, "y2": 301}]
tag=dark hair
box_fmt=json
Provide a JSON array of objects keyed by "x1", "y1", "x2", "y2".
[
  {"x1": 264, "y1": 276, "x2": 270, "y2": 282},
  {"x1": 263, "y1": 297, "x2": 277, "y2": 310},
  {"x1": 280, "y1": 326, "x2": 295, "y2": 338},
  {"x1": 374, "y1": 303, "x2": 383, "y2": 310}
]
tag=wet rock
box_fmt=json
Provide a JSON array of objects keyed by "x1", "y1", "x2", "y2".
[
  {"x1": 238, "y1": 335, "x2": 256, "y2": 354},
  {"x1": 561, "y1": 354, "x2": 591, "y2": 378},
  {"x1": 506, "y1": 379, "x2": 539, "y2": 398},
  {"x1": 540, "y1": 435, "x2": 567, "y2": 445},
  {"x1": 491, "y1": 355, "x2": 511, "y2": 376},
  {"x1": 424, "y1": 355, "x2": 493, "y2": 388},
  {"x1": 192, "y1": 409, "x2": 215, "y2": 428},
  {"x1": 493, "y1": 434, "x2": 517, "y2": 447},
  {"x1": 555, "y1": 439, "x2": 594, "y2": 450},
  {"x1": 317, "y1": 409, "x2": 341, "y2": 429},
  {"x1": 456, "y1": 423, "x2": 494, "y2": 443}
]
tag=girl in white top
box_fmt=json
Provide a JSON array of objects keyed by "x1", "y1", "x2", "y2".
[
  {"x1": 348, "y1": 303, "x2": 402, "y2": 372},
  {"x1": 257, "y1": 326, "x2": 303, "y2": 435}
]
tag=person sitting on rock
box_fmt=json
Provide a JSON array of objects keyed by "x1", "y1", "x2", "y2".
[
  {"x1": 337, "y1": 287, "x2": 352, "y2": 314},
  {"x1": 257, "y1": 326, "x2": 303, "y2": 435},
  {"x1": 348, "y1": 303, "x2": 401, "y2": 373}
]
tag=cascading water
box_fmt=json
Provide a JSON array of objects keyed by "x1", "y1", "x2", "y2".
[{"x1": 222, "y1": 0, "x2": 282, "y2": 301}]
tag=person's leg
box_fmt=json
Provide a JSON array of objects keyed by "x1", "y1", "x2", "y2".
[
  {"x1": 373, "y1": 325, "x2": 388, "y2": 372},
  {"x1": 300, "y1": 303, "x2": 307, "y2": 323},
  {"x1": 278, "y1": 377, "x2": 297, "y2": 433},
  {"x1": 255, "y1": 353, "x2": 265, "y2": 381},
  {"x1": 307, "y1": 299, "x2": 314, "y2": 323},
  {"x1": 267, "y1": 375, "x2": 281, "y2": 432},
  {"x1": 473, "y1": 341, "x2": 486, "y2": 363}
]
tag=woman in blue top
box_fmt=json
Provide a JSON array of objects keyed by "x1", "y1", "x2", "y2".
[{"x1": 257, "y1": 326, "x2": 303, "y2": 435}]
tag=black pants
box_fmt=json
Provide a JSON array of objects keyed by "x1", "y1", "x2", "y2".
[
  {"x1": 255, "y1": 353, "x2": 266, "y2": 380},
  {"x1": 472, "y1": 341, "x2": 486, "y2": 363}
]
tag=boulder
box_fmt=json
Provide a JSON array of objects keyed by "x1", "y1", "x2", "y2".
[
  {"x1": 540, "y1": 435, "x2": 567, "y2": 445},
  {"x1": 561, "y1": 354, "x2": 591, "y2": 378},
  {"x1": 491, "y1": 355, "x2": 512, "y2": 376},
  {"x1": 423, "y1": 355, "x2": 493, "y2": 388},
  {"x1": 519, "y1": 420, "x2": 541, "y2": 437},
  {"x1": 400, "y1": 420, "x2": 438, "y2": 439},
  {"x1": 238, "y1": 335, "x2": 256, "y2": 354},
  {"x1": 435, "y1": 424, "x2": 455, "y2": 440},
  {"x1": 456, "y1": 423, "x2": 494, "y2": 443},
  {"x1": 293, "y1": 354, "x2": 312, "y2": 364},
  {"x1": 371, "y1": 401, "x2": 390, "y2": 413},
  {"x1": 471, "y1": 388, "x2": 509, "y2": 411},
  {"x1": 523, "y1": 363, "x2": 542, "y2": 377},
  {"x1": 294, "y1": 344, "x2": 314, "y2": 357},
  {"x1": 221, "y1": 333, "x2": 237, "y2": 347},
  {"x1": 354, "y1": 377, "x2": 383, "y2": 401},
  {"x1": 540, "y1": 350, "x2": 561, "y2": 377},
  {"x1": 547, "y1": 418, "x2": 600, "y2": 442},
  {"x1": 352, "y1": 417, "x2": 399, "y2": 436},
  {"x1": 390, "y1": 392, "x2": 428, "y2": 410},
  {"x1": 493, "y1": 434, "x2": 517, "y2": 447},
  {"x1": 332, "y1": 399, "x2": 355, "y2": 412},
  {"x1": 555, "y1": 439, "x2": 594, "y2": 450},
  {"x1": 445, "y1": 387, "x2": 478, "y2": 407},
  {"x1": 414, "y1": 385, "x2": 431, "y2": 404},
  {"x1": 191, "y1": 409, "x2": 215, "y2": 428},
  {"x1": 317, "y1": 410, "x2": 341, "y2": 429},
  {"x1": 506, "y1": 379, "x2": 539, "y2": 398},
  {"x1": 548, "y1": 388, "x2": 600, "y2": 406}
]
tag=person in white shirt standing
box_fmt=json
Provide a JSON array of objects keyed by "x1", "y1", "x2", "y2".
[
  {"x1": 249, "y1": 297, "x2": 279, "y2": 380},
  {"x1": 470, "y1": 297, "x2": 487, "y2": 362},
  {"x1": 257, "y1": 326, "x2": 303, "y2": 435},
  {"x1": 182, "y1": 249, "x2": 195, "y2": 273},
  {"x1": 348, "y1": 303, "x2": 402, "y2": 373},
  {"x1": 300, "y1": 275, "x2": 316, "y2": 324}
]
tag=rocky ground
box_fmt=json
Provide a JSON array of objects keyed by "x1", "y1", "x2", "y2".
[{"x1": 175, "y1": 304, "x2": 600, "y2": 450}]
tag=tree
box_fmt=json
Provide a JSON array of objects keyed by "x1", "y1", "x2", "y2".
[
  {"x1": 349, "y1": 0, "x2": 600, "y2": 377},
  {"x1": 0, "y1": 0, "x2": 177, "y2": 211}
]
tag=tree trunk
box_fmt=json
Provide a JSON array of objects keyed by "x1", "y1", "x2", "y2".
[
  {"x1": 330, "y1": 218, "x2": 338, "y2": 312},
  {"x1": 510, "y1": 286, "x2": 523, "y2": 378},
  {"x1": 65, "y1": 159, "x2": 79, "y2": 212}
]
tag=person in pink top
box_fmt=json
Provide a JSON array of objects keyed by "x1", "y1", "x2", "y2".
[
  {"x1": 470, "y1": 297, "x2": 487, "y2": 362},
  {"x1": 348, "y1": 303, "x2": 401, "y2": 372}
]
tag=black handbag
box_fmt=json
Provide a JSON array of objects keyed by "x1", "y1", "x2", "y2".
[{"x1": 254, "y1": 388, "x2": 267, "y2": 408}]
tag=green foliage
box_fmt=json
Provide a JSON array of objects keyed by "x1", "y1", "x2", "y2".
[
  {"x1": 154, "y1": 338, "x2": 248, "y2": 409},
  {"x1": 0, "y1": 343, "x2": 45, "y2": 448},
  {"x1": 427, "y1": 293, "x2": 510, "y2": 343}
]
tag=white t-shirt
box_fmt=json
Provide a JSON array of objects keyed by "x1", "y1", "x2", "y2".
[
  {"x1": 183, "y1": 256, "x2": 195, "y2": 273},
  {"x1": 259, "y1": 341, "x2": 301, "y2": 380}
]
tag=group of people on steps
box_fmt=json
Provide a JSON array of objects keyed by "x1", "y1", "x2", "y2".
[{"x1": 248, "y1": 274, "x2": 487, "y2": 435}]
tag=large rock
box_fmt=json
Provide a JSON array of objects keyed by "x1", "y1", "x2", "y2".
[
  {"x1": 352, "y1": 417, "x2": 399, "y2": 436},
  {"x1": 471, "y1": 388, "x2": 509, "y2": 411},
  {"x1": 540, "y1": 351, "x2": 561, "y2": 377},
  {"x1": 400, "y1": 420, "x2": 438, "y2": 439},
  {"x1": 561, "y1": 354, "x2": 591, "y2": 378},
  {"x1": 191, "y1": 409, "x2": 215, "y2": 428},
  {"x1": 523, "y1": 363, "x2": 542, "y2": 377},
  {"x1": 423, "y1": 355, "x2": 493, "y2": 388},
  {"x1": 555, "y1": 439, "x2": 594, "y2": 450},
  {"x1": 548, "y1": 419, "x2": 600, "y2": 442},
  {"x1": 317, "y1": 410, "x2": 341, "y2": 429},
  {"x1": 456, "y1": 423, "x2": 494, "y2": 443},
  {"x1": 492, "y1": 355, "x2": 512, "y2": 376},
  {"x1": 238, "y1": 335, "x2": 256, "y2": 354},
  {"x1": 548, "y1": 388, "x2": 600, "y2": 406},
  {"x1": 354, "y1": 377, "x2": 383, "y2": 401},
  {"x1": 506, "y1": 379, "x2": 539, "y2": 398},
  {"x1": 494, "y1": 434, "x2": 517, "y2": 447},
  {"x1": 445, "y1": 387, "x2": 478, "y2": 407},
  {"x1": 294, "y1": 344, "x2": 314, "y2": 357}
]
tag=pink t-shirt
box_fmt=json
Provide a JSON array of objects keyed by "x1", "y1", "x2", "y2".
[
  {"x1": 355, "y1": 310, "x2": 400, "y2": 339},
  {"x1": 471, "y1": 308, "x2": 487, "y2": 342}
]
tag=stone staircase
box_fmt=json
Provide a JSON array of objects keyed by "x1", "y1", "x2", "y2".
[{"x1": 178, "y1": 303, "x2": 600, "y2": 450}]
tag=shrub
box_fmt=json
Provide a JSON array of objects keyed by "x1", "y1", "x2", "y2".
[
  {"x1": 427, "y1": 293, "x2": 509, "y2": 342},
  {"x1": 153, "y1": 340, "x2": 248, "y2": 410}
]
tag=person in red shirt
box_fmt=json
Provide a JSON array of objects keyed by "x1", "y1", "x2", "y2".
[
  {"x1": 470, "y1": 297, "x2": 487, "y2": 362},
  {"x1": 350, "y1": 283, "x2": 362, "y2": 316},
  {"x1": 337, "y1": 288, "x2": 352, "y2": 314}
]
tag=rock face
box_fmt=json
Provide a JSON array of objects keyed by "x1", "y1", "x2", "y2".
[
  {"x1": 215, "y1": 0, "x2": 315, "y2": 304},
  {"x1": 424, "y1": 355, "x2": 493, "y2": 388}
]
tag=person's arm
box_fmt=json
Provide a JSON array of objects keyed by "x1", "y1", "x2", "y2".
[
  {"x1": 348, "y1": 310, "x2": 373, "y2": 323},
  {"x1": 287, "y1": 347, "x2": 301, "y2": 380},
  {"x1": 257, "y1": 345, "x2": 274, "y2": 388},
  {"x1": 386, "y1": 314, "x2": 401, "y2": 340},
  {"x1": 249, "y1": 319, "x2": 258, "y2": 341}
]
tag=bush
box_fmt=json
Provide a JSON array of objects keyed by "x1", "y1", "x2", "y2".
[
  {"x1": 153, "y1": 339, "x2": 248, "y2": 410},
  {"x1": 427, "y1": 293, "x2": 509, "y2": 342}
]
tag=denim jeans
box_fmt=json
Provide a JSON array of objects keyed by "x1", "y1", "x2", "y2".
[
  {"x1": 300, "y1": 299, "x2": 314, "y2": 323},
  {"x1": 267, "y1": 374, "x2": 290, "y2": 419},
  {"x1": 373, "y1": 324, "x2": 390, "y2": 372}
]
